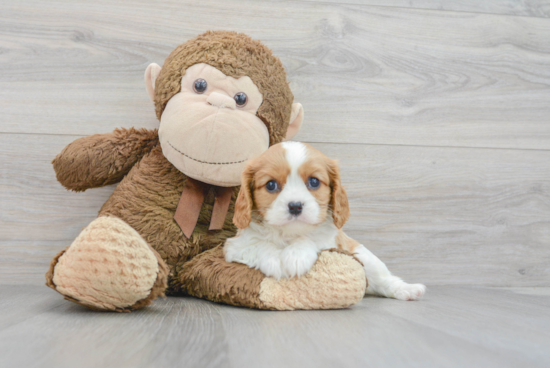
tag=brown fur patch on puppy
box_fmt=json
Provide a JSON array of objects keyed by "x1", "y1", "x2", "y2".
[
  {"x1": 234, "y1": 144, "x2": 290, "y2": 228},
  {"x1": 326, "y1": 159, "x2": 350, "y2": 228},
  {"x1": 299, "y1": 143, "x2": 349, "y2": 227},
  {"x1": 298, "y1": 146, "x2": 333, "y2": 224}
]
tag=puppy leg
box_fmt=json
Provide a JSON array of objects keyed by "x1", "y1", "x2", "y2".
[
  {"x1": 225, "y1": 238, "x2": 284, "y2": 280},
  {"x1": 280, "y1": 237, "x2": 319, "y2": 279},
  {"x1": 353, "y1": 244, "x2": 426, "y2": 301}
]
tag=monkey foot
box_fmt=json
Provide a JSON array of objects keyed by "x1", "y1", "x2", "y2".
[
  {"x1": 45, "y1": 216, "x2": 168, "y2": 312},
  {"x1": 179, "y1": 247, "x2": 366, "y2": 310}
]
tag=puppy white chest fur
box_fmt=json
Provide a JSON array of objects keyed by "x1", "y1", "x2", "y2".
[
  {"x1": 224, "y1": 220, "x2": 338, "y2": 279},
  {"x1": 225, "y1": 141, "x2": 427, "y2": 300},
  {"x1": 225, "y1": 141, "x2": 339, "y2": 279},
  {"x1": 264, "y1": 142, "x2": 321, "y2": 227}
]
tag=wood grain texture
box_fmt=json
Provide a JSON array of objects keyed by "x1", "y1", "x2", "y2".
[
  {"x1": 0, "y1": 285, "x2": 549, "y2": 368},
  {"x1": 2, "y1": 134, "x2": 549, "y2": 286},
  {"x1": 2, "y1": 2, "x2": 549, "y2": 365},
  {"x1": 1, "y1": 0, "x2": 550, "y2": 149},
  {"x1": 297, "y1": 0, "x2": 550, "y2": 18},
  {"x1": 1, "y1": 1, "x2": 550, "y2": 288}
]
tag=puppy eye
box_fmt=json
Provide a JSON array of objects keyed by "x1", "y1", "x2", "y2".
[
  {"x1": 193, "y1": 79, "x2": 207, "y2": 94},
  {"x1": 234, "y1": 92, "x2": 247, "y2": 107},
  {"x1": 307, "y1": 177, "x2": 321, "y2": 190},
  {"x1": 265, "y1": 180, "x2": 279, "y2": 193}
]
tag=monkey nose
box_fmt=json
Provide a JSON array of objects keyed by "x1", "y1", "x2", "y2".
[{"x1": 206, "y1": 92, "x2": 236, "y2": 110}]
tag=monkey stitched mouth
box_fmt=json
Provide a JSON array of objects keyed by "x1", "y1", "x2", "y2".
[{"x1": 167, "y1": 141, "x2": 247, "y2": 165}]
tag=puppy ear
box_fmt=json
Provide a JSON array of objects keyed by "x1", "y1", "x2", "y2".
[
  {"x1": 233, "y1": 164, "x2": 255, "y2": 229},
  {"x1": 328, "y1": 159, "x2": 350, "y2": 229}
]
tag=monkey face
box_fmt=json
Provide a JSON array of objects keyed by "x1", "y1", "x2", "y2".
[
  {"x1": 146, "y1": 31, "x2": 305, "y2": 187},
  {"x1": 158, "y1": 63, "x2": 269, "y2": 186}
]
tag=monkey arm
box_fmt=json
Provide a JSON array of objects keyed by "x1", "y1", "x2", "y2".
[{"x1": 52, "y1": 128, "x2": 158, "y2": 191}]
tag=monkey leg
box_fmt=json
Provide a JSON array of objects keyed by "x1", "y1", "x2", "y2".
[
  {"x1": 45, "y1": 216, "x2": 169, "y2": 312},
  {"x1": 177, "y1": 247, "x2": 366, "y2": 310}
]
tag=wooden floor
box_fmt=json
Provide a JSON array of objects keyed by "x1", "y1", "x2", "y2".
[
  {"x1": 1, "y1": 0, "x2": 550, "y2": 287},
  {"x1": 0, "y1": 285, "x2": 549, "y2": 368},
  {"x1": 1, "y1": 1, "x2": 550, "y2": 367}
]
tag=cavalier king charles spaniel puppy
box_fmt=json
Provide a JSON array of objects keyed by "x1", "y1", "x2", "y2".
[{"x1": 224, "y1": 142, "x2": 426, "y2": 301}]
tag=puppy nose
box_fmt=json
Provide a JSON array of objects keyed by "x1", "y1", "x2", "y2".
[
  {"x1": 206, "y1": 92, "x2": 236, "y2": 109},
  {"x1": 288, "y1": 202, "x2": 303, "y2": 216}
]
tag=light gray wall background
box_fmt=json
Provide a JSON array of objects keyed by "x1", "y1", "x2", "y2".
[{"x1": 1, "y1": 0, "x2": 549, "y2": 287}]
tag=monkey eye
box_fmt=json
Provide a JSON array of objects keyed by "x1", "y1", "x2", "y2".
[
  {"x1": 234, "y1": 92, "x2": 247, "y2": 107},
  {"x1": 193, "y1": 79, "x2": 207, "y2": 94},
  {"x1": 265, "y1": 180, "x2": 279, "y2": 193},
  {"x1": 307, "y1": 177, "x2": 321, "y2": 190}
]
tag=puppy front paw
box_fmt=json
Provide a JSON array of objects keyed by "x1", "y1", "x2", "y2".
[
  {"x1": 393, "y1": 283, "x2": 426, "y2": 301},
  {"x1": 280, "y1": 246, "x2": 319, "y2": 279},
  {"x1": 259, "y1": 256, "x2": 283, "y2": 280}
]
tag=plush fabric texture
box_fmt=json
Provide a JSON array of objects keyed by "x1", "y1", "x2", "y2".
[
  {"x1": 177, "y1": 246, "x2": 268, "y2": 309},
  {"x1": 154, "y1": 31, "x2": 293, "y2": 145},
  {"x1": 179, "y1": 247, "x2": 366, "y2": 310},
  {"x1": 47, "y1": 216, "x2": 169, "y2": 311},
  {"x1": 157, "y1": 67, "x2": 270, "y2": 186},
  {"x1": 259, "y1": 249, "x2": 367, "y2": 310},
  {"x1": 46, "y1": 31, "x2": 367, "y2": 312},
  {"x1": 95, "y1": 140, "x2": 240, "y2": 294},
  {"x1": 52, "y1": 128, "x2": 158, "y2": 192}
]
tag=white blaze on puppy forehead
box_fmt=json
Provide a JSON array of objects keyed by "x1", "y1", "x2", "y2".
[
  {"x1": 226, "y1": 141, "x2": 426, "y2": 300},
  {"x1": 281, "y1": 141, "x2": 308, "y2": 172},
  {"x1": 263, "y1": 141, "x2": 322, "y2": 227}
]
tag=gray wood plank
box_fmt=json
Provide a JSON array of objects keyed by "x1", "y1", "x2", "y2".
[
  {"x1": 298, "y1": 0, "x2": 550, "y2": 18},
  {"x1": 0, "y1": 285, "x2": 549, "y2": 368},
  {"x1": 1, "y1": 0, "x2": 550, "y2": 149},
  {"x1": 0, "y1": 285, "x2": 65, "y2": 331},
  {"x1": 2, "y1": 133, "x2": 549, "y2": 287}
]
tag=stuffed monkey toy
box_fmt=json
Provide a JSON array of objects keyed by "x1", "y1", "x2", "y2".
[{"x1": 45, "y1": 31, "x2": 367, "y2": 312}]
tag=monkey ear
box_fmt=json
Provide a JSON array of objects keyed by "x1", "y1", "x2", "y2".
[
  {"x1": 285, "y1": 103, "x2": 304, "y2": 141},
  {"x1": 145, "y1": 63, "x2": 162, "y2": 102}
]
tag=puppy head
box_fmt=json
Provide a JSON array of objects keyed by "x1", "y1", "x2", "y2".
[{"x1": 233, "y1": 142, "x2": 350, "y2": 230}]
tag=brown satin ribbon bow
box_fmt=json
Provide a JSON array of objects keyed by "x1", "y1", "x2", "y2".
[{"x1": 174, "y1": 177, "x2": 234, "y2": 238}]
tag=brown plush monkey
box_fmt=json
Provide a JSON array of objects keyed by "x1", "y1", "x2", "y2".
[{"x1": 45, "y1": 31, "x2": 366, "y2": 312}]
